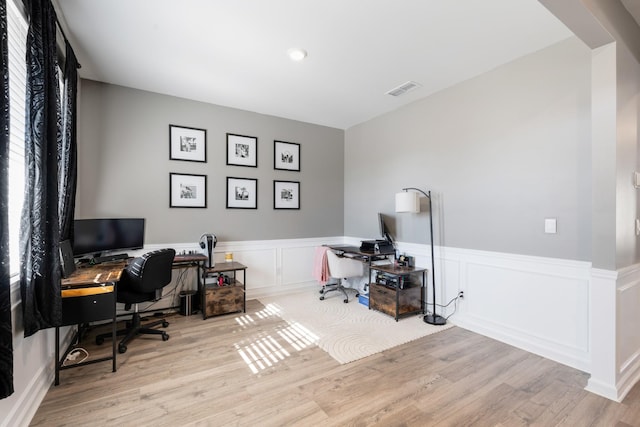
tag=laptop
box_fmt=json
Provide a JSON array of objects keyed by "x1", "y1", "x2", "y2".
[{"x1": 59, "y1": 240, "x2": 76, "y2": 278}]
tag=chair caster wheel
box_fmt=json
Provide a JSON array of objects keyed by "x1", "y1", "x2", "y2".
[
  {"x1": 162, "y1": 321, "x2": 169, "y2": 328},
  {"x1": 343, "y1": 299, "x2": 349, "y2": 303},
  {"x1": 319, "y1": 289, "x2": 324, "y2": 294},
  {"x1": 118, "y1": 344, "x2": 127, "y2": 354},
  {"x1": 95, "y1": 336, "x2": 104, "y2": 345},
  {"x1": 319, "y1": 296, "x2": 325, "y2": 301},
  {"x1": 162, "y1": 333, "x2": 170, "y2": 341}
]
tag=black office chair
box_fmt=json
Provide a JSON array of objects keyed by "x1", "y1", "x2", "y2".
[{"x1": 96, "y1": 248, "x2": 176, "y2": 354}]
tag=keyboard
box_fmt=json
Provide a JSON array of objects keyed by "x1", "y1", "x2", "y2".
[{"x1": 92, "y1": 253, "x2": 129, "y2": 264}]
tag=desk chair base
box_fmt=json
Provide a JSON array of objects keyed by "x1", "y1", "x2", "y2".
[
  {"x1": 319, "y1": 281, "x2": 359, "y2": 303},
  {"x1": 96, "y1": 310, "x2": 170, "y2": 354}
]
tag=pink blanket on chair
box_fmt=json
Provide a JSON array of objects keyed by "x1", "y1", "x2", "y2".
[{"x1": 312, "y1": 246, "x2": 330, "y2": 285}]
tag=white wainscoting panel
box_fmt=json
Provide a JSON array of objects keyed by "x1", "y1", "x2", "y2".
[
  {"x1": 132, "y1": 237, "x2": 344, "y2": 308},
  {"x1": 371, "y1": 240, "x2": 593, "y2": 373},
  {"x1": 617, "y1": 273, "x2": 640, "y2": 372},
  {"x1": 612, "y1": 264, "x2": 640, "y2": 401},
  {"x1": 281, "y1": 245, "x2": 317, "y2": 286},
  {"x1": 463, "y1": 261, "x2": 589, "y2": 361},
  {"x1": 230, "y1": 248, "x2": 277, "y2": 294},
  {"x1": 587, "y1": 268, "x2": 620, "y2": 400},
  {"x1": 211, "y1": 237, "x2": 343, "y2": 299},
  {"x1": 450, "y1": 248, "x2": 591, "y2": 372}
]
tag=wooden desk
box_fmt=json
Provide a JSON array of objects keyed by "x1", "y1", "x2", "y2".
[
  {"x1": 172, "y1": 253, "x2": 207, "y2": 285},
  {"x1": 56, "y1": 254, "x2": 208, "y2": 384},
  {"x1": 326, "y1": 245, "x2": 395, "y2": 264},
  {"x1": 55, "y1": 261, "x2": 125, "y2": 386},
  {"x1": 172, "y1": 253, "x2": 208, "y2": 266}
]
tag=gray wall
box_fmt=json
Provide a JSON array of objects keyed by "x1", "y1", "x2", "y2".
[
  {"x1": 77, "y1": 80, "x2": 345, "y2": 244},
  {"x1": 344, "y1": 37, "x2": 593, "y2": 261}
]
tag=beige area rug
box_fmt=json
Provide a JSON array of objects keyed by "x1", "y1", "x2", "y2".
[{"x1": 257, "y1": 290, "x2": 454, "y2": 364}]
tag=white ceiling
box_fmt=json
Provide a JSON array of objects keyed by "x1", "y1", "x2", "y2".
[{"x1": 55, "y1": 0, "x2": 574, "y2": 130}]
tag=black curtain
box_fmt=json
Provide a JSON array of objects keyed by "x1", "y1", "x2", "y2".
[
  {"x1": 0, "y1": 0, "x2": 14, "y2": 399},
  {"x1": 20, "y1": 0, "x2": 62, "y2": 337},
  {"x1": 59, "y1": 40, "x2": 78, "y2": 241}
]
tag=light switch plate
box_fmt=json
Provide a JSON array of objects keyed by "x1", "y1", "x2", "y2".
[{"x1": 545, "y1": 218, "x2": 557, "y2": 234}]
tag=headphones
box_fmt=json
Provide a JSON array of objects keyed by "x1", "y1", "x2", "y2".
[{"x1": 199, "y1": 233, "x2": 217, "y2": 249}]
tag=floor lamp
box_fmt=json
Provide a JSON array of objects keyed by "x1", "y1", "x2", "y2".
[{"x1": 395, "y1": 188, "x2": 446, "y2": 326}]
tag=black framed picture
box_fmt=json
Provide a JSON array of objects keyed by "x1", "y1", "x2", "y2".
[
  {"x1": 227, "y1": 133, "x2": 258, "y2": 167},
  {"x1": 227, "y1": 177, "x2": 258, "y2": 209},
  {"x1": 274, "y1": 140, "x2": 300, "y2": 171},
  {"x1": 169, "y1": 125, "x2": 207, "y2": 162},
  {"x1": 170, "y1": 173, "x2": 207, "y2": 208},
  {"x1": 274, "y1": 180, "x2": 300, "y2": 209}
]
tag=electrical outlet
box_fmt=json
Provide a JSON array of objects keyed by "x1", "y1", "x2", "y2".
[{"x1": 458, "y1": 291, "x2": 464, "y2": 299}]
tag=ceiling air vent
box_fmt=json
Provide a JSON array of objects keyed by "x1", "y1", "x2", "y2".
[{"x1": 386, "y1": 81, "x2": 422, "y2": 97}]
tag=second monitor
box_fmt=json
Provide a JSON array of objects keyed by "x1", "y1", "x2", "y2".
[{"x1": 379, "y1": 212, "x2": 394, "y2": 243}]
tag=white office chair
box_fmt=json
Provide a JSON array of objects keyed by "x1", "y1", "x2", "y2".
[{"x1": 319, "y1": 250, "x2": 365, "y2": 303}]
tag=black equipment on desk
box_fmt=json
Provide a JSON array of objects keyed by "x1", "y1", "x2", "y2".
[
  {"x1": 374, "y1": 272, "x2": 413, "y2": 289},
  {"x1": 397, "y1": 254, "x2": 415, "y2": 267},
  {"x1": 360, "y1": 239, "x2": 394, "y2": 253},
  {"x1": 91, "y1": 253, "x2": 129, "y2": 264}
]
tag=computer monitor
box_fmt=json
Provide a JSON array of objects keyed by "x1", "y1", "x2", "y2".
[
  {"x1": 72, "y1": 218, "x2": 145, "y2": 257},
  {"x1": 378, "y1": 213, "x2": 393, "y2": 243}
]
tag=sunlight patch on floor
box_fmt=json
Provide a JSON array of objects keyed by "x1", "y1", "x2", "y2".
[
  {"x1": 235, "y1": 314, "x2": 256, "y2": 327},
  {"x1": 236, "y1": 335, "x2": 291, "y2": 374},
  {"x1": 235, "y1": 304, "x2": 319, "y2": 374},
  {"x1": 277, "y1": 322, "x2": 318, "y2": 351}
]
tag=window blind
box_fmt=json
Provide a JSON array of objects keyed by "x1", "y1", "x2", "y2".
[{"x1": 7, "y1": 0, "x2": 27, "y2": 277}]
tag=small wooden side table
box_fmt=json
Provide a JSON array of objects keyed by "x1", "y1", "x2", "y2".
[{"x1": 201, "y1": 261, "x2": 247, "y2": 319}]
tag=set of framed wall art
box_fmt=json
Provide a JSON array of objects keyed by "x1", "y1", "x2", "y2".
[{"x1": 168, "y1": 125, "x2": 300, "y2": 210}]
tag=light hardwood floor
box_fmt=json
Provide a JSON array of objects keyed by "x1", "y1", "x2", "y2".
[{"x1": 31, "y1": 299, "x2": 640, "y2": 426}]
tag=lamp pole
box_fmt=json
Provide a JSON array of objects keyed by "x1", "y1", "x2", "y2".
[{"x1": 401, "y1": 187, "x2": 446, "y2": 325}]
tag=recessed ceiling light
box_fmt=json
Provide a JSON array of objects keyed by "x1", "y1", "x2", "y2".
[{"x1": 287, "y1": 48, "x2": 307, "y2": 62}]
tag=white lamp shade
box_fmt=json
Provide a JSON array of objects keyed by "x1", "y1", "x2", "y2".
[{"x1": 395, "y1": 191, "x2": 420, "y2": 213}]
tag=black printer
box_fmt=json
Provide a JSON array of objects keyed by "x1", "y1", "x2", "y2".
[{"x1": 360, "y1": 239, "x2": 394, "y2": 253}]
